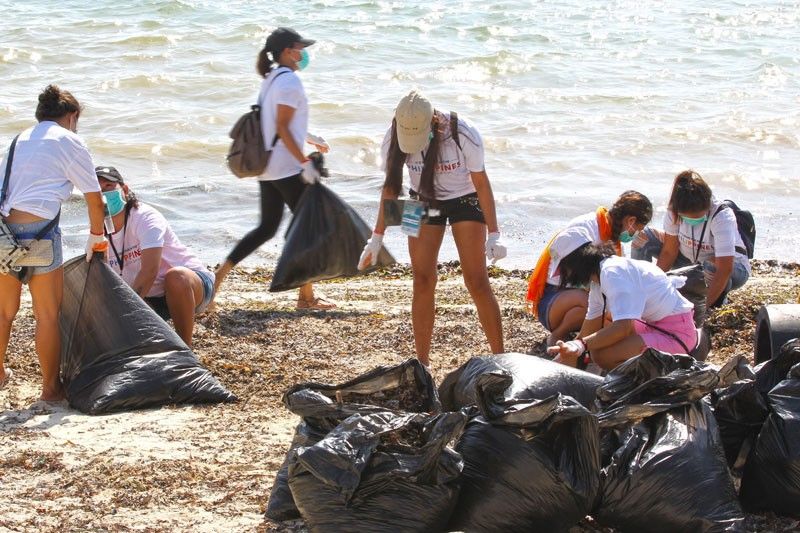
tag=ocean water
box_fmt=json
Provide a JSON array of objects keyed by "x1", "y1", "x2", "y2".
[{"x1": 1, "y1": 0, "x2": 799, "y2": 269}]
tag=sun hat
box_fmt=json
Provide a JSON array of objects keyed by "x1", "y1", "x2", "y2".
[
  {"x1": 95, "y1": 166, "x2": 124, "y2": 184},
  {"x1": 266, "y1": 27, "x2": 315, "y2": 56},
  {"x1": 548, "y1": 226, "x2": 594, "y2": 279},
  {"x1": 395, "y1": 91, "x2": 434, "y2": 154}
]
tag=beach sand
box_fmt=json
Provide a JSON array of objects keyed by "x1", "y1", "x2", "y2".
[{"x1": 2, "y1": 260, "x2": 799, "y2": 532}]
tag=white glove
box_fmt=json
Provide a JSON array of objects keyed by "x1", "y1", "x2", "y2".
[
  {"x1": 358, "y1": 232, "x2": 384, "y2": 270},
  {"x1": 547, "y1": 339, "x2": 586, "y2": 359},
  {"x1": 85, "y1": 233, "x2": 108, "y2": 262},
  {"x1": 485, "y1": 232, "x2": 507, "y2": 264},
  {"x1": 300, "y1": 159, "x2": 321, "y2": 184}
]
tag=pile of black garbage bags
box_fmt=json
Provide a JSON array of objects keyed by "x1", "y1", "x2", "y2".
[{"x1": 266, "y1": 342, "x2": 800, "y2": 532}]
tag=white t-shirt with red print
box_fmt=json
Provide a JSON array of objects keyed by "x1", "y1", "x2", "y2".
[
  {"x1": 106, "y1": 203, "x2": 208, "y2": 298},
  {"x1": 380, "y1": 111, "x2": 485, "y2": 201}
]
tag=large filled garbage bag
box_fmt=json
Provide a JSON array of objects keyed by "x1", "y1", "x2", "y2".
[
  {"x1": 269, "y1": 182, "x2": 395, "y2": 292},
  {"x1": 739, "y1": 361, "x2": 800, "y2": 516},
  {"x1": 594, "y1": 349, "x2": 744, "y2": 532},
  {"x1": 265, "y1": 359, "x2": 439, "y2": 521},
  {"x1": 450, "y1": 371, "x2": 599, "y2": 533},
  {"x1": 753, "y1": 337, "x2": 800, "y2": 395},
  {"x1": 439, "y1": 353, "x2": 603, "y2": 411},
  {"x1": 288, "y1": 410, "x2": 466, "y2": 533},
  {"x1": 59, "y1": 256, "x2": 236, "y2": 414}
]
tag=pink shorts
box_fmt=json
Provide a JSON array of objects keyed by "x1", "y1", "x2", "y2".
[{"x1": 633, "y1": 310, "x2": 698, "y2": 355}]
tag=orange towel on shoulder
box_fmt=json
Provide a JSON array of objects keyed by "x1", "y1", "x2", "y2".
[{"x1": 525, "y1": 207, "x2": 621, "y2": 315}]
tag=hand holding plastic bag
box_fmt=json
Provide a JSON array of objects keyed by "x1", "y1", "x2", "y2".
[
  {"x1": 358, "y1": 232, "x2": 383, "y2": 270},
  {"x1": 300, "y1": 159, "x2": 321, "y2": 184},
  {"x1": 85, "y1": 232, "x2": 107, "y2": 262}
]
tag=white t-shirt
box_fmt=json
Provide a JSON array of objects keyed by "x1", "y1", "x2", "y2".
[
  {"x1": 547, "y1": 211, "x2": 604, "y2": 285},
  {"x1": 380, "y1": 111, "x2": 485, "y2": 201},
  {"x1": 258, "y1": 67, "x2": 308, "y2": 181},
  {"x1": 0, "y1": 121, "x2": 100, "y2": 218},
  {"x1": 663, "y1": 198, "x2": 750, "y2": 273},
  {"x1": 106, "y1": 203, "x2": 209, "y2": 298},
  {"x1": 586, "y1": 256, "x2": 693, "y2": 322}
]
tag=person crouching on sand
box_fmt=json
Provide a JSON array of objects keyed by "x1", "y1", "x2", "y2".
[
  {"x1": 547, "y1": 228, "x2": 697, "y2": 371},
  {"x1": 96, "y1": 166, "x2": 215, "y2": 347},
  {"x1": 358, "y1": 90, "x2": 506, "y2": 366}
]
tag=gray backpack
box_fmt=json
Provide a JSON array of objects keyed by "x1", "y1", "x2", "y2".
[{"x1": 226, "y1": 69, "x2": 288, "y2": 178}]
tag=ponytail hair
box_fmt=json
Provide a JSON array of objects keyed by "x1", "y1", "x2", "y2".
[
  {"x1": 382, "y1": 114, "x2": 440, "y2": 202},
  {"x1": 256, "y1": 46, "x2": 274, "y2": 77},
  {"x1": 608, "y1": 190, "x2": 653, "y2": 239},
  {"x1": 35, "y1": 84, "x2": 81, "y2": 122},
  {"x1": 668, "y1": 170, "x2": 712, "y2": 223}
]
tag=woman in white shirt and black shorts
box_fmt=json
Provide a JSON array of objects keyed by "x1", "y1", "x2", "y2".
[
  {"x1": 0, "y1": 85, "x2": 106, "y2": 401},
  {"x1": 359, "y1": 91, "x2": 507, "y2": 367}
]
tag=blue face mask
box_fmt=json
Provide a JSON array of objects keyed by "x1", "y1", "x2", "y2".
[
  {"x1": 618, "y1": 230, "x2": 637, "y2": 243},
  {"x1": 103, "y1": 188, "x2": 126, "y2": 217},
  {"x1": 296, "y1": 48, "x2": 310, "y2": 71},
  {"x1": 680, "y1": 214, "x2": 707, "y2": 226}
]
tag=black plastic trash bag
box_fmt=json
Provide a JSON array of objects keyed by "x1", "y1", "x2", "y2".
[
  {"x1": 265, "y1": 359, "x2": 439, "y2": 521},
  {"x1": 595, "y1": 349, "x2": 744, "y2": 532},
  {"x1": 739, "y1": 362, "x2": 800, "y2": 516},
  {"x1": 754, "y1": 337, "x2": 800, "y2": 396},
  {"x1": 450, "y1": 371, "x2": 600, "y2": 533},
  {"x1": 288, "y1": 411, "x2": 466, "y2": 533},
  {"x1": 439, "y1": 353, "x2": 603, "y2": 411},
  {"x1": 269, "y1": 182, "x2": 395, "y2": 292},
  {"x1": 668, "y1": 264, "x2": 708, "y2": 327},
  {"x1": 59, "y1": 256, "x2": 236, "y2": 414}
]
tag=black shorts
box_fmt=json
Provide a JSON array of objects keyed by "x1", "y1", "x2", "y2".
[{"x1": 409, "y1": 190, "x2": 486, "y2": 226}]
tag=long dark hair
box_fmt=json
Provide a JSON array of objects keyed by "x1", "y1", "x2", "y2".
[
  {"x1": 383, "y1": 114, "x2": 439, "y2": 201},
  {"x1": 608, "y1": 190, "x2": 653, "y2": 239},
  {"x1": 558, "y1": 242, "x2": 617, "y2": 289},
  {"x1": 256, "y1": 46, "x2": 278, "y2": 77},
  {"x1": 35, "y1": 84, "x2": 81, "y2": 122},
  {"x1": 668, "y1": 170, "x2": 712, "y2": 223}
]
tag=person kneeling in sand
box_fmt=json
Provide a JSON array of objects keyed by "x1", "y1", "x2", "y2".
[
  {"x1": 96, "y1": 166, "x2": 215, "y2": 347},
  {"x1": 547, "y1": 228, "x2": 697, "y2": 371}
]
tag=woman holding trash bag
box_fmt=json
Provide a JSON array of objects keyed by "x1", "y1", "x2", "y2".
[
  {"x1": 213, "y1": 27, "x2": 335, "y2": 310},
  {"x1": 358, "y1": 91, "x2": 506, "y2": 366},
  {"x1": 526, "y1": 191, "x2": 652, "y2": 348},
  {"x1": 96, "y1": 166, "x2": 215, "y2": 347},
  {"x1": 0, "y1": 85, "x2": 106, "y2": 401},
  {"x1": 547, "y1": 228, "x2": 697, "y2": 371},
  {"x1": 632, "y1": 170, "x2": 750, "y2": 309}
]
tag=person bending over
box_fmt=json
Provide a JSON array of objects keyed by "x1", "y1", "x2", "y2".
[
  {"x1": 547, "y1": 230, "x2": 697, "y2": 371},
  {"x1": 526, "y1": 190, "x2": 652, "y2": 347},
  {"x1": 359, "y1": 90, "x2": 506, "y2": 366},
  {"x1": 97, "y1": 166, "x2": 214, "y2": 347},
  {"x1": 632, "y1": 170, "x2": 750, "y2": 309}
]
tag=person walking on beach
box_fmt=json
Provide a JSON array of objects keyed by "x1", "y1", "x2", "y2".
[
  {"x1": 0, "y1": 85, "x2": 106, "y2": 401},
  {"x1": 213, "y1": 27, "x2": 335, "y2": 310},
  {"x1": 96, "y1": 166, "x2": 215, "y2": 347},
  {"x1": 358, "y1": 91, "x2": 506, "y2": 366},
  {"x1": 632, "y1": 170, "x2": 750, "y2": 309},
  {"x1": 526, "y1": 191, "x2": 652, "y2": 348},
  {"x1": 547, "y1": 230, "x2": 697, "y2": 371}
]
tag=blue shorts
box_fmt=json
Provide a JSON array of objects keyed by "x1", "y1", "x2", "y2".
[
  {"x1": 536, "y1": 283, "x2": 560, "y2": 330},
  {"x1": 5, "y1": 218, "x2": 63, "y2": 277},
  {"x1": 194, "y1": 268, "x2": 215, "y2": 314}
]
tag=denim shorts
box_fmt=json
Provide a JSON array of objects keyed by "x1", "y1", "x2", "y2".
[
  {"x1": 536, "y1": 283, "x2": 561, "y2": 330},
  {"x1": 409, "y1": 190, "x2": 486, "y2": 226},
  {"x1": 5, "y1": 218, "x2": 63, "y2": 276},
  {"x1": 144, "y1": 268, "x2": 216, "y2": 319}
]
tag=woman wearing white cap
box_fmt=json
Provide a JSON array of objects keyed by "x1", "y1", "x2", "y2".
[
  {"x1": 547, "y1": 230, "x2": 697, "y2": 371},
  {"x1": 0, "y1": 85, "x2": 106, "y2": 401},
  {"x1": 213, "y1": 27, "x2": 335, "y2": 310},
  {"x1": 358, "y1": 91, "x2": 506, "y2": 366},
  {"x1": 96, "y1": 166, "x2": 215, "y2": 348}
]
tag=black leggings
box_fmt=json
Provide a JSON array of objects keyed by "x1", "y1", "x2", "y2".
[{"x1": 226, "y1": 174, "x2": 306, "y2": 265}]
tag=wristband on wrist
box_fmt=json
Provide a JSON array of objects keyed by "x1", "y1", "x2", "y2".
[{"x1": 90, "y1": 230, "x2": 103, "y2": 236}]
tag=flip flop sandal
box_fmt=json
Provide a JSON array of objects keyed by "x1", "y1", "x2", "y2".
[{"x1": 296, "y1": 297, "x2": 337, "y2": 310}]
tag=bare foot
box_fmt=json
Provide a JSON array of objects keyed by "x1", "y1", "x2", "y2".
[{"x1": 40, "y1": 383, "x2": 66, "y2": 402}]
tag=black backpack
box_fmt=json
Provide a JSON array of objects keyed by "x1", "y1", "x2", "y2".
[{"x1": 711, "y1": 199, "x2": 756, "y2": 259}]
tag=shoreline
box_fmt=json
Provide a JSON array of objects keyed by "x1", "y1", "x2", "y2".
[{"x1": 1, "y1": 259, "x2": 799, "y2": 531}]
